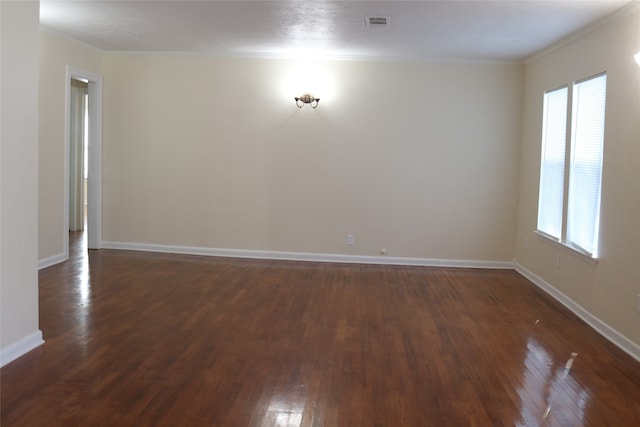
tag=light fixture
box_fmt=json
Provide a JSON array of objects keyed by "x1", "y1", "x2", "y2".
[
  {"x1": 635, "y1": 51, "x2": 640, "y2": 67},
  {"x1": 295, "y1": 93, "x2": 320, "y2": 109}
]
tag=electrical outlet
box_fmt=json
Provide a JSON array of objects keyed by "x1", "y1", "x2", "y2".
[{"x1": 346, "y1": 234, "x2": 354, "y2": 246}]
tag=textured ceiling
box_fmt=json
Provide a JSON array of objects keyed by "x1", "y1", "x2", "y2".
[{"x1": 40, "y1": 0, "x2": 635, "y2": 62}]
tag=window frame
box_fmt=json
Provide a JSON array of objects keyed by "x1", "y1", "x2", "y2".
[{"x1": 535, "y1": 72, "x2": 607, "y2": 262}]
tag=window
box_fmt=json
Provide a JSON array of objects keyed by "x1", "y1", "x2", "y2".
[
  {"x1": 537, "y1": 73, "x2": 607, "y2": 258},
  {"x1": 537, "y1": 86, "x2": 568, "y2": 240}
]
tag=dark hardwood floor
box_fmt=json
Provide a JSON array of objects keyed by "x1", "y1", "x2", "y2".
[{"x1": 2, "y1": 232, "x2": 640, "y2": 426}]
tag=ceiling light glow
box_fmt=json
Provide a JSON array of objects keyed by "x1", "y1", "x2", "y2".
[{"x1": 281, "y1": 63, "x2": 336, "y2": 104}]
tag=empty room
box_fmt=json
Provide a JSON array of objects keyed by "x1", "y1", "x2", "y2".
[{"x1": 2, "y1": 0, "x2": 640, "y2": 425}]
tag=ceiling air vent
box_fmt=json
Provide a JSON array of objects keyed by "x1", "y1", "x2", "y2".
[{"x1": 366, "y1": 16, "x2": 390, "y2": 27}]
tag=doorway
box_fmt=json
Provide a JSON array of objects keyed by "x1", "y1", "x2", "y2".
[
  {"x1": 65, "y1": 66, "x2": 102, "y2": 259},
  {"x1": 69, "y1": 78, "x2": 88, "y2": 233}
]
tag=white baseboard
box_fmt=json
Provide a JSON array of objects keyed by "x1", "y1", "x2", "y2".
[
  {"x1": 38, "y1": 252, "x2": 67, "y2": 270},
  {"x1": 101, "y1": 241, "x2": 514, "y2": 270},
  {"x1": 515, "y1": 263, "x2": 640, "y2": 363},
  {"x1": 1, "y1": 330, "x2": 44, "y2": 367}
]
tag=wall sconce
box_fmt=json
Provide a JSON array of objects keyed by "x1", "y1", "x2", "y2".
[
  {"x1": 635, "y1": 52, "x2": 640, "y2": 67},
  {"x1": 295, "y1": 93, "x2": 320, "y2": 109}
]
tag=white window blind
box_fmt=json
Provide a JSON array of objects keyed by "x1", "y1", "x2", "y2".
[
  {"x1": 537, "y1": 87, "x2": 568, "y2": 240},
  {"x1": 567, "y1": 74, "x2": 607, "y2": 256}
]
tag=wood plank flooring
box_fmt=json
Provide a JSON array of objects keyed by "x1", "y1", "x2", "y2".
[{"x1": 2, "y1": 232, "x2": 640, "y2": 426}]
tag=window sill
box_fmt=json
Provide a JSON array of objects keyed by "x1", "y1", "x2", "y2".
[{"x1": 533, "y1": 230, "x2": 599, "y2": 266}]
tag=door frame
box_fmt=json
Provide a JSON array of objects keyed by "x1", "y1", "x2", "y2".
[{"x1": 64, "y1": 66, "x2": 103, "y2": 256}]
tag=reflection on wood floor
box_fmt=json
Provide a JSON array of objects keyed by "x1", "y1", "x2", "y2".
[{"x1": 2, "y1": 231, "x2": 640, "y2": 426}]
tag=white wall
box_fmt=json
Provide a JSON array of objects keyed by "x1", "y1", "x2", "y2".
[
  {"x1": 38, "y1": 31, "x2": 102, "y2": 263},
  {"x1": 101, "y1": 55, "x2": 523, "y2": 263},
  {"x1": 0, "y1": 0, "x2": 43, "y2": 366},
  {"x1": 515, "y1": 6, "x2": 640, "y2": 354}
]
